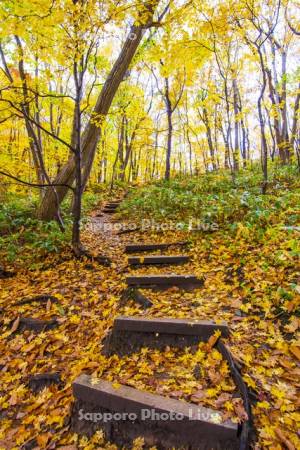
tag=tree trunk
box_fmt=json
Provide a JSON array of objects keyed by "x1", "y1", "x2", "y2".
[
  {"x1": 232, "y1": 78, "x2": 240, "y2": 171},
  {"x1": 281, "y1": 50, "x2": 290, "y2": 162},
  {"x1": 202, "y1": 107, "x2": 217, "y2": 170},
  {"x1": 290, "y1": 82, "x2": 300, "y2": 158},
  {"x1": 72, "y1": 61, "x2": 83, "y2": 256},
  {"x1": 266, "y1": 67, "x2": 285, "y2": 162},
  {"x1": 38, "y1": 0, "x2": 159, "y2": 220},
  {"x1": 221, "y1": 125, "x2": 231, "y2": 170},
  {"x1": 164, "y1": 77, "x2": 172, "y2": 181},
  {"x1": 257, "y1": 48, "x2": 269, "y2": 193},
  {"x1": 165, "y1": 106, "x2": 172, "y2": 180}
]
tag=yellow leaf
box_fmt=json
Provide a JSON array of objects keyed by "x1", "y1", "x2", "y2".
[
  {"x1": 290, "y1": 345, "x2": 300, "y2": 361},
  {"x1": 69, "y1": 315, "x2": 81, "y2": 324}
]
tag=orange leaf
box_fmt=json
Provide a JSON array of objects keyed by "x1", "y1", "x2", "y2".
[
  {"x1": 274, "y1": 428, "x2": 295, "y2": 450},
  {"x1": 290, "y1": 345, "x2": 300, "y2": 361},
  {"x1": 11, "y1": 316, "x2": 20, "y2": 333},
  {"x1": 207, "y1": 330, "x2": 221, "y2": 350},
  {"x1": 37, "y1": 433, "x2": 51, "y2": 448},
  {"x1": 46, "y1": 298, "x2": 52, "y2": 312}
]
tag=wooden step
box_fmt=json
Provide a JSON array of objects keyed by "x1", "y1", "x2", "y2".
[
  {"x1": 104, "y1": 316, "x2": 229, "y2": 356},
  {"x1": 125, "y1": 242, "x2": 188, "y2": 254},
  {"x1": 128, "y1": 255, "x2": 189, "y2": 266},
  {"x1": 107, "y1": 201, "x2": 121, "y2": 206},
  {"x1": 103, "y1": 206, "x2": 118, "y2": 211},
  {"x1": 105, "y1": 204, "x2": 119, "y2": 209},
  {"x1": 126, "y1": 275, "x2": 203, "y2": 290},
  {"x1": 102, "y1": 209, "x2": 117, "y2": 214},
  {"x1": 114, "y1": 316, "x2": 229, "y2": 337},
  {"x1": 72, "y1": 374, "x2": 239, "y2": 449}
]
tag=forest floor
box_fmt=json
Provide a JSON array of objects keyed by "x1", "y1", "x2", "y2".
[{"x1": 0, "y1": 167, "x2": 299, "y2": 449}]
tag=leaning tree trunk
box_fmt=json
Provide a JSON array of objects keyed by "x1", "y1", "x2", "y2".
[{"x1": 38, "y1": 0, "x2": 159, "y2": 220}]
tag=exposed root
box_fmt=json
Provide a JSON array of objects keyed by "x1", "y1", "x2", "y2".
[{"x1": 72, "y1": 245, "x2": 111, "y2": 266}]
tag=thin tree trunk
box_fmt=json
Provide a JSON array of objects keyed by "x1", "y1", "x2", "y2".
[
  {"x1": 257, "y1": 48, "x2": 269, "y2": 194},
  {"x1": 232, "y1": 78, "x2": 240, "y2": 170},
  {"x1": 266, "y1": 67, "x2": 285, "y2": 162},
  {"x1": 290, "y1": 82, "x2": 300, "y2": 159},
  {"x1": 72, "y1": 60, "x2": 83, "y2": 255},
  {"x1": 201, "y1": 107, "x2": 217, "y2": 170},
  {"x1": 164, "y1": 77, "x2": 172, "y2": 180}
]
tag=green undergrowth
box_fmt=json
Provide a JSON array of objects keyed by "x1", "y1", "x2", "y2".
[
  {"x1": 0, "y1": 190, "x2": 100, "y2": 265},
  {"x1": 120, "y1": 164, "x2": 300, "y2": 245}
]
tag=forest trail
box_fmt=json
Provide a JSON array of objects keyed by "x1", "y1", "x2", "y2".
[
  {"x1": 0, "y1": 193, "x2": 299, "y2": 449},
  {"x1": 1, "y1": 0, "x2": 299, "y2": 447},
  {"x1": 73, "y1": 197, "x2": 252, "y2": 449}
]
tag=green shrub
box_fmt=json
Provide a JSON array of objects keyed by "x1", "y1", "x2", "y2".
[{"x1": 120, "y1": 163, "x2": 300, "y2": 238}]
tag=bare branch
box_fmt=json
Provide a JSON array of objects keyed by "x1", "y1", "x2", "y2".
[{"x1": 0, "y1": 170, "x2": 75, "y2": 191}]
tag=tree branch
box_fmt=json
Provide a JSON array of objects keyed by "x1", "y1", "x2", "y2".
[{"x1": 0, "y1": 170, "x2": 75, "y2": 191}]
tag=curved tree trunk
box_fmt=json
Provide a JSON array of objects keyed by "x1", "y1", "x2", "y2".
[{"x1": 38, "y1": 0, "x2": 159, "y2": 220}]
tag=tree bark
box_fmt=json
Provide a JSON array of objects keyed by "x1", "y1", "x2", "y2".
[
  {"x1": 257, "y1": 47, "x2": 269, "y2": 193},
  {"x1": 201, "y1": 106, "x2": 217, "y2": 171},
  {"x1": 165, "y1": 88, "x2": 173, "y2": 180},
  {"x1": 232, "y1": 78, "x2": 240, "y2": 170},
  {"x1": 291, "y1": 83, "x2": 300, "y2": 149}
]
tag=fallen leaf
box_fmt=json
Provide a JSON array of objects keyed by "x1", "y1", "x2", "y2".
[
  {"x1": 275, "y1": 428, "x2": 295, "y2": 450},
  {"x1": 207, "y1": 330, "x2": 221, "y2": 350},
  {"x1": 232, "y1": 398, "x2": 248, "y2": 422},
  {"x1": 289, "y1": 345, "x2": 300, "y2": 361},
  {"x1": 11, "y1": 316, "x2": 20, "y2": 333},
  {"x1": 191, "y1": 389, "x2": 206, "y2": 403},
  {"x1": 37, "y1": 432, "x2": 51, "y2": 448},
  {"x1": 215, "y1": 393, "x2": 232, "y2": 408},
  {"x1": 46, "y1": 298, "x2": 52, "y2": 312}
]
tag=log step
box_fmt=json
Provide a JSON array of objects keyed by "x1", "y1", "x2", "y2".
[
  {"x1": 72, "y1": 374, "x2": 239, "y2": 449},
  {"x1": 102, "y1": 209, "x2": 117, "y2": 214},
  {"x1": 126, "y1": 275, "x2": 203, "y2": 290},
  {"x1": 114, "y1": 316, "x2": 229, "y2": 337},
  {"x1": 128, "y1": 255, "x2": 189, "y2": 266},
  {"x1": 104, "y1": 316, "x2": 229, "y2": 356},
  {"x1": 107, "y1": 201, "x2": 121, "y2": 206},
  {"x1": 125, "y1": 242, "x2": 188, "y2": 253},
  {"x1": 104, "y1": 204, "x2": 119, "y2": 209}
]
